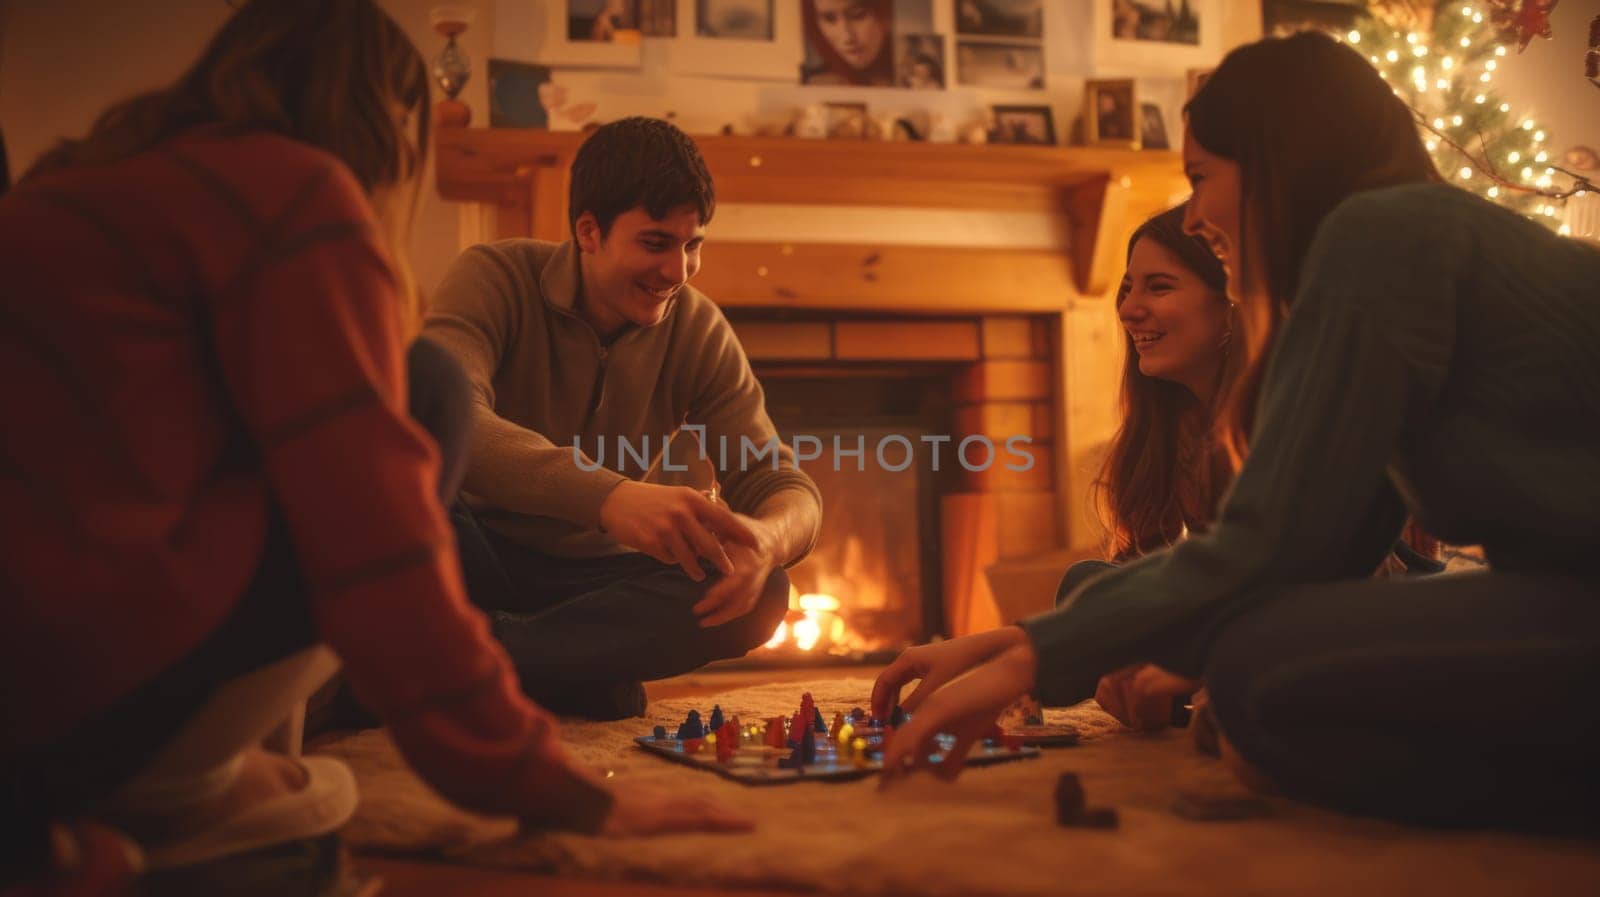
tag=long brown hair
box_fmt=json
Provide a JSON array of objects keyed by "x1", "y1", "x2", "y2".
[
  {"x1": 27, "y1": 0, "x2": 431, "y2": 324},
  {"x1": 1184, "y1": 31, "x2": 1440, "y2": 458},
  {"x1": 1096, "y1": 205, "x2": 1238, "y2": 560}
]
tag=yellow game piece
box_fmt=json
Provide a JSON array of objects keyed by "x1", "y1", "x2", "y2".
[
  {"x1": 851, "y1": 736, "x2": 869, "y2": 768},
  {"x1": 706, "y1": 733, "x2": 717, "y2": 745},
  {"x1": 838, "y1": 722, "x2": 854, "y2": 749}
]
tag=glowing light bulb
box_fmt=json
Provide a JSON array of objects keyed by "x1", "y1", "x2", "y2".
[
  {"x1": 1495, "y1": 46, "x2": 1506, "y2": 57},
  {"x1": 1458, "y1": 167, "x2": 1473, "y2": 180},
  {"x1": 1406, "y1": 32, "x2": 1418, "y2": 44},
  {"x1": 1538, "y1": 177, "x2": 1553, "y2": 189},
  {"x1": 1442, "y1": 57, "x2": 1455, "y2": 69},
  {"x1": 1475, "y1": 94, "x2": 1486, "y2": 104},
  {"x1": 1452, "y1": 115, "x2": 1463, "y2": 126},
  {"x1": 1480, "y1": 72, "x2": 1492, "y2": 82},
  {"x1": 1370, "y1": 54, "x2": 1380, "y2": 63},
  {"x1": 1386, "y1": 50, "x2": 1400, "y2": 63},
  {"x1": 1508, "y1": 151, "x2": 1521, "y2": 163},
  {"x1": 1348, "y1": 31, "x2": 1361, "y2": 43},
  {"x1": 1473, "y1": 14, "x2": 1483, "y2": 23},
  {"x1": 1559, "y1": 224, "x2": 1572, "y2": 236},
  {"x1": 1535, "y1": 152, "x2": 1547, "y2": 163},
  {"x1": 1522, "y1": 166, "x2": 1534, "y2": 179},
  {"x1": 1487, "y1": 186, "x2": 1500, "y2": 198},
  {"x1": 1433, "y1": 117, "x2": 1446, "y2": 129},
  {"x1": 1461, "y1": 5, "x2": 1474, "y2": 16},
  {"x1": 1543, "y1": 206, "x2": 1556, "y2": 217},
  {"x1": 1522, "y1": 121, "x2": 1534, "y2": 130},
  {"x1": 1426, "y1": 140, "x2": 1438, "y2": 151},
  {"x1": 1436, "y1": 79, "x2": 1449, "y2": 89},
  {"x1": 1413, "y1": 45, "x2": 1428, "y2": 57},
  {"x1": 1499, "y1": 103, "x2": 1511, "y2": 113},
  {"x1": 1460, "y1": 37, "x2": 1471, "y2": 47},
  {"x1": 1534, "y1": 130, "x2": 1545, "y2": 142},
  {"x1": 1414, "y1": 66, "x2": 1428, "y2": 80},
  {"x1": 1485, "y1": 60, "x2": 1496, "y2": 71}
]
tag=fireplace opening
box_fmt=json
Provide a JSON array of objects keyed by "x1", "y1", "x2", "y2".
[{"x1": 734, "y1": 372, "x2": 955, "y2": 666}]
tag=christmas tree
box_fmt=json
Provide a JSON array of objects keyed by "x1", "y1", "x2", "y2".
[{"x1": 1344, "y1": 2, "x2": 1570, "y2": 231}]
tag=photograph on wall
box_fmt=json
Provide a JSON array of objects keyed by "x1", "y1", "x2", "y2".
[
  {"x1": 1111, "y1": 0, "x2": 1200, "y2": 45},
  {"x1": 895, "y1": 34, "x2": 946, "y2": 88},
  {"x1": 801, "y1": 0, "x2": 933, "y2": 87},
  {"x1": 569, "y1": 0, "x2": 677, "y2": 41},
  {"x1": 956, "y1": 0, "x2": 1044, "y2": 39},
  {"x1": 487, "y1": 59, "x2": 552, "y2": 128},
  {"x1": 1138, "y1": 101, "x2": 1169, "y2": 149},
  {"x1": 955, "y1": 40, "x2": 1045, "y2": 89},
  {"x1": 697, "y1": 0, "x2": 774, "y2": 40},
  {"x1": 988, "y1": 104, "x2": 1055, "y2": 145},
  {"x1": 1084, "y1": 78, "x2": 1138, "y2": 145}
]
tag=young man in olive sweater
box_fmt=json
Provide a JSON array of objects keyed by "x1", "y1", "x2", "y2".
[{"x1": 420, "y1": 118, "x2": 823, "y2": 718}]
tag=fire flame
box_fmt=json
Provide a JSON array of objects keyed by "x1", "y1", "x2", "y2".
[{"x1": 761, "y1": 590, "x2": 848, "y2": 653}]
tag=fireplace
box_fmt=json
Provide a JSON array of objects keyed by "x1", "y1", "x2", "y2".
[{"x1": 718, "y1": 310, "x2": 1063, "y2": 664}]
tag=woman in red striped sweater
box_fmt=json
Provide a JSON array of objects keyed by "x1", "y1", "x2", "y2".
[{"x1": 0, "y1": 1, "x2": 747, "y2": 890}]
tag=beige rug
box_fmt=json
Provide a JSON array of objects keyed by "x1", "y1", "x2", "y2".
[{"x1": 316, "y1": 679, "x2": 1600, "y2": 896}]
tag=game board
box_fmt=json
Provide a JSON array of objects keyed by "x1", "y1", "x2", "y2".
[{"x1": 635, "y1": 696, "x2": 1048, "y2": 785}]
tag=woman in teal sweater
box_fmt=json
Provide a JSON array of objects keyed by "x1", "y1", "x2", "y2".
[{"x1": 873, "y1": 31, "x2": 1600, "y2": 829}]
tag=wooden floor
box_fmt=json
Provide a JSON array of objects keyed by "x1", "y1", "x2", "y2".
[{"x1": 357, "y1": 666, "x2": 881, "y2": 896}]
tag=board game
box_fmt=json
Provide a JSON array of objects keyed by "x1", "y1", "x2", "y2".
[{"x1": 634, "y1": 694, "x2": 1054, "y2": 785}]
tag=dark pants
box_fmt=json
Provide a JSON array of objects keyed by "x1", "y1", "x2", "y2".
[
  {"x1": 449, "y1": 503, "x2": 790, "y2": 696},
  {"x1": 1204, "y1": 569, "x2": 1600, "y2": 831},
  {"x1": 4, "y1": 339, "x2": 472, "y2": 880}
]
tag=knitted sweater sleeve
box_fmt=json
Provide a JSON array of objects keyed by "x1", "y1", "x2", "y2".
[
  {"x1": 210, "y1": 163, "x2": 610, "y2": 828},
  {"x1": 1019, "y1": 188, "x2": 1458, "y2": 704}
]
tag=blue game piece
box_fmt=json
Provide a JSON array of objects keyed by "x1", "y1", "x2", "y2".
[
  {"x1": 677, "y1": 709, "x2": 704, "y2": 741},
  {"x1": 890, "y1": 705, "x2": 906, "y2": 728},
  {"x1": 709, "y1": 705, "x2": 724, "y2": 732},
  {"x1": 813, "y1": 708, "x2": 826, "y2": 733},
  {"x1": 653, "y1": 725, "x2": 667, "y2": 740},
  {"x1": 800, "y1": 729, "x2": 816, "y2": 764}
]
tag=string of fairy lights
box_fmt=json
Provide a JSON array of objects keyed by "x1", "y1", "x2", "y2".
[{"x1": 1337, "y1": 2, "x2": 1589, "y2": 234}]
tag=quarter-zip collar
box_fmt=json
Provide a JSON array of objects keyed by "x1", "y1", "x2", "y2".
[{"x1": 538, "y1": 240, "x2": 683, "y2": 343}]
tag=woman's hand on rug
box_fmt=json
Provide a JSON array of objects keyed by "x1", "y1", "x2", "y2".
[
  {"x1": 1094, "y1": 664, "x2": 1199, "y2": 731},
  {"x1": 599, "y1": 783, "x2": 755, "y2": 836},
  {"x1": 872, "y1": 626, "x2": 1031, "y2": 721},
  {"x1": 878, "y1": 642, "x2": 1037, "y2": 786},
  {"x1": 693, "y1": 513, "x2": 777, "y2": 628}
]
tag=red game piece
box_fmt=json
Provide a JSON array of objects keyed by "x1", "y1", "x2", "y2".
[
  {"x1": 716, "y1": 723, "x2": 737, "y2": 762},
  {"x1": 683, "y1": 738, "x2": 704, "y2": 755},
  {"x1": 765, "y1": 715, "x2": 787, "y2": 750}
]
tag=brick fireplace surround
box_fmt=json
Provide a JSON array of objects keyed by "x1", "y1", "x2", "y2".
[{"x1": 434, "y1": 126, "x2": 1189, "y2": 637}]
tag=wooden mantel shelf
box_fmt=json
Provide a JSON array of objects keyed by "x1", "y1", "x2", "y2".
[{"x1": 434, "y1": 126, "x2": 1188, "y2": 299}]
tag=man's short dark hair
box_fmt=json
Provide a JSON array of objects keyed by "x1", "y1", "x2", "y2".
[{"x1": 568, "y1": 117, "x2": 715, "y2": 240}]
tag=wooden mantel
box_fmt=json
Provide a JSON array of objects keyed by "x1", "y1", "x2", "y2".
[{"x1": 434, "y1": 126, "x2": 1188, "y2": 303}]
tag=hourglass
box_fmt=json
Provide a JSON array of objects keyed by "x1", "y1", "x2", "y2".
[{"x1": 430, "y1": 5, "x2": 475, "y2": 127}]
